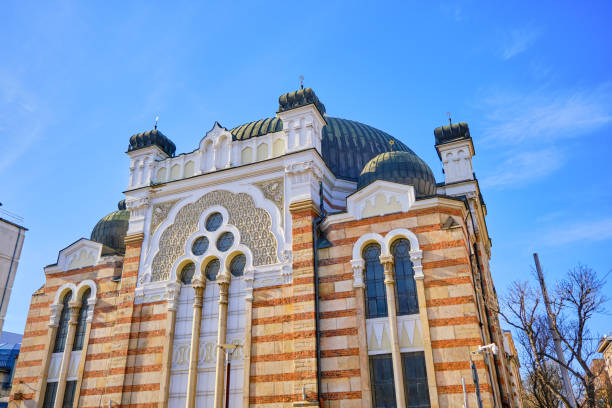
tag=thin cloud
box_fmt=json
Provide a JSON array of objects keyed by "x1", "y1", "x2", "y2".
[
  {"x1": 541, "y1": 218, "x2": 612, "y2": 246},
  {"x1": 440, "y1": 3, "x2": 463, "y2": 22},
  {"x1": 480, "y1": 83, "x2": 612, "y2": 146},
  {"x1": 0, "y1": 74, "x2": 46, "y2": 174},
  {"x1": 481, "y1": 148, "x2": 564, "y2": 188},
  {"x1": 502, "y1": 28, "x2": 539, "y2": 60}
]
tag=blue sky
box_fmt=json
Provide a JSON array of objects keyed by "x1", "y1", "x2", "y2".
[{"x1": 2, "y1": 1, "x2": 611, "y2": 336}]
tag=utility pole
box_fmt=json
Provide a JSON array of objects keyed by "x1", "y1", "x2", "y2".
[{"x1": 533, "y1": 253, "x2": 577, "y2": 408}]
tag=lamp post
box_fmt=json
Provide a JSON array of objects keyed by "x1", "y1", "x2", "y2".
[
  {"x1": 469, "y1": 343, "x2": 499, "y2": 408},
  {"x1": 217, "y1": 343, "x2": 241, "y2": 408}
]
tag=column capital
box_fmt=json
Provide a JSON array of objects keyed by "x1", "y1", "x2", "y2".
[
  {"x1": 410, "y1": 250, "x2": 424, "y2": 279},
  {"x1": 68, "y1": 301, "x2": 81, "y2": 324},
  {"x1": 350, "y1": 259, "x2": 365, "y2": 288},
  {"x1": 49, "y1": 304, "x2": 63, "y2": 327},
  {"x1": 379, "y1": 254, "x2": 394, "y2": 265},
  {"x1": 381, "y1": 256, "x2": 395, "y2": 284},
  {"x1": 192, "y1": 276, "x2": 206, "y2": 290}
]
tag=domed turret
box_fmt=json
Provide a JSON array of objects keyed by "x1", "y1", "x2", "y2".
[
  {"x1": 128, "y1": 129, "x2": 176, "y2": 157},
  {"x1": 358, "y1": 151, "x2": 437, "y2": 196},
  {"x1": 90, "y1": 200, "x2": 130, "y2": 254}
]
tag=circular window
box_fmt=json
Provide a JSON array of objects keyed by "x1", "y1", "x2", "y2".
[
  {"x1": 216, "y1": 232, "x2": 234, "y2": 252},
  {"x1": 180, "y1": 262, "x2": 195, "y2": 284},
  {"x1": 230, "y1": 254, "x2": 246, "y2": 277},
  {"x1": 205, "y1": 259, "x2": 220, "y2": 281},
  {"x1": 206, "y1": 212, "x2": 223, "y2": 232},
  {"x1": 192, "y1": 236, "x2": 209, "y2": 256}
]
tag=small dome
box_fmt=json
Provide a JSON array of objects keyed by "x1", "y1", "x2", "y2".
[
  {"x1": 358, "y1": 151, "x2": 437, "y2": 196},
  {"x1": 90, "y1": 201, "x2": 130, "y2": 254},
  {"x1": 128, "y1": 129, "x2": 176, "y2": 157}
]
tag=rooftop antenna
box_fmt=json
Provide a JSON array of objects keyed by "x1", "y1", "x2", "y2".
[
  {"x1": 446, "y1": 112, "x2": 452, "y2": 126},
  {"x1": 389, "y1": 139, "x2": 395, "y2": 151},
  {"x1": 154, "y1": 115, "x2": 159, "y2": 130},
  {"x1": 299, "y1": 75, "x2": 304, "y2": 90}
]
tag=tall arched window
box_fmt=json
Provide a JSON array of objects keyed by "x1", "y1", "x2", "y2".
[
  {"x1": 73, "y1": 288, "x2": 91, "y2": 351},
  {"x1": 392, "y1": 238, "x2": 418, "y2": 315},
  {"x1": 53, "y1": 292, "x2": 72, "y2": 353},
  {"x1": 363, "y1": 243, "x2": 387, "y2": 318}
]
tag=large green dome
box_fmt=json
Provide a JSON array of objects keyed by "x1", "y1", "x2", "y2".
[
  {"x1": 90, "y1": 200, "x2": 129, "y2": 254},
  {"x1": 230, "y1": 116, "x2": 415, "y2": 181}
]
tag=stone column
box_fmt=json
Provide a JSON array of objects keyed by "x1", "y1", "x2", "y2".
[
  {"x1": 53, "y1": 301, "x2": 80, "y2": 408},
  {"x1": 160, "y1": 282, "x2": 180, "y2": 408},
  {"x1": 213, "y1": 272, "x2": 230, "y2": 408},
  {"x1": 380, "y1": 255, "x2": 406, "y2": 408},
  {"x1": 35, "y1": 305, "x2": 62, "y2": 408},
  {"x1": 72, "y1": 296, "x2": 97, "y2": 407},
  {"x1": 186, "y1": 278, "x2": 206, "y2": 408},
  {"x1": 351, "y1": 259, "x2": 373, "y2": 408},
  {"x1": 411, "y1": 250, "x2": 439, "y2": 408},
  {"x1": 242, "y1": 269, "x2": 254, "y2": 408}
]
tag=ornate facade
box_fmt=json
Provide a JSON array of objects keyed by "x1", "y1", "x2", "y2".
[{"x1": 11, "y1": 88, "x2": 521, "y2": 407}]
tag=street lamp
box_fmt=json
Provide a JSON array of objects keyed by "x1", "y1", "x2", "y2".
[
  {"x1": 217, "y1": 343, "x2": 242, "y2": 408},
  {"x1": 468, "y1": 343, "x2": 499, "y2": 408}
]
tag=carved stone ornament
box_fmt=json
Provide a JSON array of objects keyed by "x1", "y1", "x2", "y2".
[
  {"x1": 126, "y1": 196, "x2": 150, "y2": 218},
  {"x1": 350, "y1": 259, "x2": 365, "y2": 288},
  {"x1": 151, "y1": 190, "x2": 277, "y2": 281},
  {"x1": 150, "y1": 199, "x2": 179, "y2": 233},
  {"x1": 285, "y1": 161, "x2": 323, "y2": 183},
  {"x1": 254, "y1": 178, "x2": 284, "y2": 212}
]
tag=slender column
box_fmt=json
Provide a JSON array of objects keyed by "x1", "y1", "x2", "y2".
[
  {"x1": 242, "y1": 269, "x2": 254, "y2": 408},
  {"x1": 72, "y1": 297, "x2": 97, "y2": 407},
  {"x1": 380, "y1": 255, "x2": 406, "y2": 408},
  {"x1": 53, "y1": 301, "x2": 80, "y2": 408},
  {"x1": 35, "y1": 305, "x2": 61, "y2": 408},
  {"x1": 160, "y1": 282, "x2": 181, "y2": 408},
  {"x1": 350, "y1": 259, "x2": 373, "y2": 408},
  {"x1": 213, "y1": 273, "x2": 231, "y2": 408},
  {"x1": 186, "y1": 278, "x2": 206, "y2": 408},
  {"x1": 411, "y1": 250, "x2": 440, "y2": 408}
]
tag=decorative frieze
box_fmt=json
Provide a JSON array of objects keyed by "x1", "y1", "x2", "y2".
[
  {"x1": 151, "y1": 190, "x2": 277, "y2": 281},
  {"x1": 254, "y1": 178, "x2": 284, "y2": 213},
  {"x1": 150, "y1": 199, "x2": 179, "y2": 234}
]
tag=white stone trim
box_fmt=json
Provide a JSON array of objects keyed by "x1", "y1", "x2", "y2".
[
  {"x1": 346, "y1": 180, "x2": 415, "y2": 221},
  {"x1": 351, "y1": 233, "x2": 385, "y2": 260},
  {"x1": 351, "y1": 229, "x2": 423, "y2": 286},
  {"x1": 50, "y1": 280, "x2": 98, "y2": 324}
]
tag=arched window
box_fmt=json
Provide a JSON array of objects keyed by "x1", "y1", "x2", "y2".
[
  {"x1": 73, "y1": 288, "x2": 91, "y2": 351},
  {"x1": 392, "y1": 239, "x2": 418, "y2": 315},
  {"x1": 180, "y1": 262, "x2": 195, "y2": 285},
  {"x1": 53, "y1": 292, "x2": 72, "y2": 353},
  {"x1": 363, "y1": 243, "x2": 387, "y2": 318}
]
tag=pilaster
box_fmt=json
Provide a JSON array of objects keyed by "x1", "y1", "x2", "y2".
[
  {"x1": 351, "y1": 260, "x2": 372, "y2": 408},
  {"x1": 186, "y1": 278, "x2": 205, "y2": 408},
  {"x1": 242, "y1": 269, "x2": 254, "y2": 408},
  {"x1": 160, "y1": 282, "x2": 180, "y2": 408},
  {"x1": 72, "y1": 296, "x2": 96, "y2": 407},
  {"x1": 213, "y1": 273, "x2": 230, "y2": 408},
  {"x1": 380, "y1": 256, "x2": 406, "y2": 408},
  {"x1": 53, "y1": 302, "x2": 80, "y2": 408},
  {"x1": 35, "y1": 306, "x2": 62, "y2": 408},
  {"x1": 413, "y1": 271, "x2": 439, "y2": 408}
]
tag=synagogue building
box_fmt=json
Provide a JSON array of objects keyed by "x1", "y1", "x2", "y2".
[{"x1": 11, "y1": 88, "x2": 522, "y2": 408}]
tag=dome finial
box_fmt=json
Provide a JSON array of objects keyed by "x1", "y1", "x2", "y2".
[
  {"x1": 389, "y1": 139, "x2": 395, "y2": 152},
  {"x1": 154, "y1": 115, "x2": 159, "y2": 130},
  {"x1": 299, "y1": 75, "x2": 304, "y2": 90},
  {"x1": 446, "y1": 112, "x2": 452, "y2": 125}
]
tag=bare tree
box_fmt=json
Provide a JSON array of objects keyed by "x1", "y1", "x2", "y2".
[
  {"x1": 493, "y1": 264, "x2": 609, "y2": 408},
  {"x1": 523, "y1": 362, "x2": 562, "y2": 408}
]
